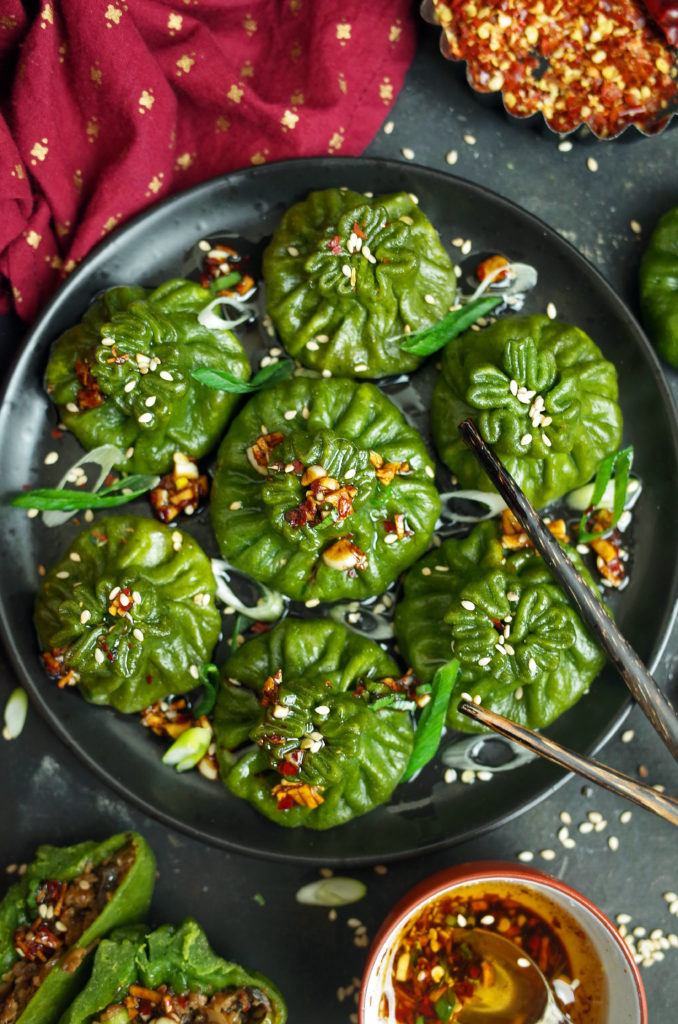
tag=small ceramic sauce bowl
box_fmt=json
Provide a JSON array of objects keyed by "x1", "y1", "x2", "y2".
[{"x1": 359, "y1": 860, "x2": 647, "y2": 1024}]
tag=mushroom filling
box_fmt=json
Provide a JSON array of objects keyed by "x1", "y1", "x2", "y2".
[
  {"x1": 96, "y1": 982, "x2": 272, "y2": 1024},
  {"x1": 0, "y1": 843, "x2": 137, "y2": 1024}
]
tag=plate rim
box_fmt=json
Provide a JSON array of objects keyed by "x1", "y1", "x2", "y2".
[{"x1": 2, "y1": 154, "x2": 678, "y2": 865}]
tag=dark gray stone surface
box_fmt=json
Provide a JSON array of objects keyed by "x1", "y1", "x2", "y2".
[{"x1": 1, "y1": 16, "x2": 677, "y2": 1023}]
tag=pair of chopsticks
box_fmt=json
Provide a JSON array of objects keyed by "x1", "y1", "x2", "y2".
[{"x1": 456, "y1": 418, "x2": 678, "y2": 827}]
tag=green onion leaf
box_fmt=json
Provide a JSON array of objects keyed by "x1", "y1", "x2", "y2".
[
  {"x1": 370, "y1": 694, "x2": 417, "y2": 712},
  {"x1": 11, "y1": 473, "x2": 160, "y2": 511},
  {"x1": 3, "y1": 688, "x2": 28, "y2": 741},
  {"x1": 577, "y1": 446, "x2": 633, "y2": 544},
  {"x1": 402, "y1": 659, "x2": 460, "y2": 781},
  {"x1": 192, "y1": 359, "x2": 294, "y2": 394},
  {"x1": 434, "y1": 994, "x2": 455, "y2": 1023},
  {"x1": 162, "y1": 725, "x2": 212, "y2": 772},
  {"x1": 210, "y1": 271, "x2": 242, "y2": 292},
  {"x1": 193, "y1": 663, "x2": 220, "y2": 717},
  {"x1": 230, "y1": 612, "x2": 251, "y2": 651},
  {"x1": 399, "y1": 295, "x2": 502, "y2": 356},
  {"x1": 253, "y1": 893, "x2": 266, "y2": 906}
]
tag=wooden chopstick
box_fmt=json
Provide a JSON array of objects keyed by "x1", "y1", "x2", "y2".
[
  {"x1": 458, "y1": 700, "x2": 678, "y2": 827},
  {"x1": 458, "y1": 417, "x2": 678, "y2": 762}
]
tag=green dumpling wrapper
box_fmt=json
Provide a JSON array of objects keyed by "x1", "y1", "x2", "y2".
[
  {"x1": 45, "y1": 280, "x2": 250, "y2": 474},
  {"x1": 214, "y1": 619, "x2": 414, "y2": 830},
  {"x1": 262, "y1": 188, "x2": 458, "y2": 378},
  {"x1": 639, "y1": 205, "x2": 678, "y2": 368},
  {"x1": 57, "y1": 918, "x2": 286, "y2": 1024},
  {"x1": 431, "y1": 314, "x2": 622, "y2": 508},
  {"x1": 210, "y1": 376, "x2": 441, "y2": 602},
  {"x1": 0, "y1": 833, "x2": 155, "y2": 1024},
  {"x1": 34, "y1": 515, "x2": 222, "y2": 713},
  {"x1": 394, "y1": 521, "x2": 606, "y2": 733}
]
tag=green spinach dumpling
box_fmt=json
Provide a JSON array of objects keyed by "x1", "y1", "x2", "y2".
[
  {"x1": 214, "y1": 619, "x2": 414, "y2": 829},
  {"x1": 57, "y1": 918, "x2": 286, "y2": 1024},
  {"x1": 0, "y1": 832, "x2": 155, "y2": 1024},
  {"x1": 34, "y1": 515, "x2": 222, "y2": 713},
  {"x1": 262, "y1": 188, "x2": 458, "y2": 378},
  {"x1": 639, "y1": 205, "x2": 678, "y2": 368},
  {"x1": 394, "y1": 521, "x2": 606, "y2": 733},
  {"x1": 431, "y1": 314, "x2": 622, "y2": 508},
  {"x1": 210, "y1": 376, "x2": 441, "y2": 603},
  {"x1": 45, "y1": 279, "x2": 250, "y2": 474}
]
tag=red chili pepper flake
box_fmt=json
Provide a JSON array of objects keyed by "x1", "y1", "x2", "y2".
[
  {"x1": 51, "y1": 428, "x2": 63, "y2": 439},
  {"x1": 278, "y1": 761, "x2": 299, "y2": 777},
  {"x1": 146, "y1": 674, "x2": 153, "y2": 684},
  {"x1": 352, "y1": 221, "x2": 367, "y2": 240},
  {"x1": 327, "y1": 235, "x2": 343, "y2": 254},
  {"x1": 276, "y1": 794, "x2": 296, "y2": 811},
  {"x1": 431, "y1": 0, "x2": 678, "y2": 137}
]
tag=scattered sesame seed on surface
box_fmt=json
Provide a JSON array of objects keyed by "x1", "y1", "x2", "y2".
[
  {"x1": 444, "y1": 768, "x2": 457, "y2": 783},
  {"x1": 26, "y1": 508, "x2": 39, "y2": 519},
  {"x1": 460, "y1": 769, "x2": 475, "y2": 784},
  {"x1": 558, "y1": 140, "x2": 573, "y2": 152},
  {"x1": 587, "y1": 156, "x2": 599, "y2": 172},
  {"x1": 421, "y1": 567, "x2": 432, "y2": 576},
  {"x1": 546, "y1": 302, "x2": 557, "y2": 319},
  {"x1": 401, "y1": 147, "x2": 415, "y2": 160},
  {"x1": 621, "y1": 729, "x2": 635, "y2": 743},
  {"x1": 44, "y1": 451, "x2": 59, "y2": 465},
  {"x1": 540, "y1": 849, "x2": 556, "y2": 861},
  {"x1": 476, "y1": 770, "x2": 492, "y2": 781},
  {"x1": 383, "y1": 120, "x2": 395, "y2": 135},
  {"x1": 560, "y1": 811, "x2": 572, "y2": 824},
  {"x1": 374, "y1": 864, "x2": 388, "y2": 875},
  {"x1": 588, "y1": 810, "x2": 603, "y2": 823},
  {"x1": 630, "y1": 220, "x2": 642, "y2": 235},
  {"x1": 305, "y1": 598, "x2": 320, "y2": 608},
  {"x1": 620, "y1": 810, "x2": 632, "y2": 824},
  {"x1": 579, "y1": 821, "x2": 594, "y2": 834},
  {"x1": 461, "y1": 239, "x2": 472, "y2": 255},
  {"x1": 452, "y1": 237, "x2": 464, "y2": 247},
  {"x1": 463, "y1": 134, "x2": 476, "y2": 145},
  {"x1": 445, "y1": 149, "x2": 458, "y2": 165},
  {"x1": 517, "y1": 851, "x2": 534, "y2": 862},
  {"x1": 608, "y1": 835, "x2": 620, "y2": 851},
  {"x1": 287, "y1": 245, "x2": 299, "y2": 257}
]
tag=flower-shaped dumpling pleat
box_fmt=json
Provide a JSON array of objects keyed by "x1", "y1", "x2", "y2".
[
  {"x1": 262, "y1": 188, "x2": 458, "y2": 378},
  {"x1": 639, "y1": 205, "x2": 678, "y2": 368},
  {"x1": 213, "y1": 618, "x2": 414, "y2": 829},
  {"x1": 34, "y1": 515, "x2": 222, "y2": 713},
  {"x1": 394, "y1": 521, "x2": 606, "y2": 733},
  {"x1": 45, "y1": 280, "x2": 250, "y2": 474},
  {"x1": 431, "y1": 314, "x2": 622, "y2": 508},
  {"x1": 210, "y1": 376, "x2": 441, "y2": 602}
]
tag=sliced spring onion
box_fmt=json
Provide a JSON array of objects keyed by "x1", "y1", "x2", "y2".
[
  {"x1": 565, "y1": 475, "x2": 641, "y2": 512},
  {"x1": 576, "y1": 446, "x2": 634, "y2": 543},
  {"x1": 197, "y1": 294, "x2": 256, "y2": 331},
  {"x1": 3, "y1": 688, "x2": 28, "y2": 741},
  {"x1": 211, "y1": 560, "x2": 286, "y2": 622},
  {"x1": 439, "y1": 488, "x2": 507, "y2": 524},
  {"x1": 11, "y1": 473, "x2": 159, "y2": 513},
  {"x1": 295, "y1": 877, "x2": 367, "y2": 907},
  {"x1": 210, "y1": 271, "x2": 242, "y2": 292},
  {"x1": 399, "y1": 295, "x2": 502, "y2": 355},
  {"x1": 370, "y1": 694, "x2": 416, "y2": 712},
  {"x1": 193, "y1": 663, "x2": 219, "y2": 717},
  {"x1": 20, "y1": 444, "x2": 123, "y2": 527},
  {"x1": 162, "y1": 726, "x2": 212, "y2": 772},
  {"x1": 192, "y1": 359, "x2": 294, "y2": 394},
  {"x1": 402, "y1": 659, "x2": 460, "y2": 782},
  {"x1": 466, "y1": 261, "x2": 538, "y2": 303}
]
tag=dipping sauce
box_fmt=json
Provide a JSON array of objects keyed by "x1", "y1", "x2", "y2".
[{"x1": 385, "y1": 880, "x2": 607, "y2": 1024}]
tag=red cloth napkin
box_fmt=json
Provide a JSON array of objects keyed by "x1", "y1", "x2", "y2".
[{"x1": 0, "y1": 0, "x2": 416, "y2": 322}]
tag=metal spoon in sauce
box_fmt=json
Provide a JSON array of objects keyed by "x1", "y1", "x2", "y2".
[{"x1": 454, "y1": 929, "x2": 573, "y2": 1024}]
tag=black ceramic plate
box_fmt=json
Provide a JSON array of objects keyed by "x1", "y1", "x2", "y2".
[{"x1": 2, "y1": 157, "x2": 678, "y2": 865}]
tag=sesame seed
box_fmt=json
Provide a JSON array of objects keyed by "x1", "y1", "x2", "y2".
[
  {"x1": 444, "y1": 768, "x2": 457, "y2": 783},
  {"x1": 354, "y1": 364, "x2": 369, "y2": 372},
  {"x1": 66, "y1": 402, "x2": 80, "y2": 413},
  {"x1": 145, "y1": 395, "x2": 157, "y2": 407},
  {"x1": 273, "y1": 705, "x2": 290, "y2": 719},
  {"x1": 229, "y1": 500, "x2": 243, "y2": 511},
  {"x1": 542, "y1": 433, "x2": 552, "y2": 447},
  {"x1": 125, "y1": 447, "x2": 135, "y2": 458},
  {"x1": 315, "y1": 705, "x2": 330, "y2": 715},
  {"x1": 588, "y1": 811, "x2": 603, "y2": 822},
  {"x1": 25, "y1": 508, "x2": 38, "y2": 519},
  {"x1": 509, "y1": 379, "x2": 518, "y2": 395},
  {"x1": 424, "y1": 293, "x2": 436, "y2": 305},
  {"x1": 621, "y1": 729, "x2": 634, "y2": 743},
  {"x1": 520, "y1": 433, "x2": 532, "y2": 446},
  {"x1": 480, "y1": 914, "x2": 495, "y2": 925},
  {"x1": 620, "y1": 810, "x2": 632, "y2": 824},
  {"x1": 514, "y1": 686, "x2": 524, "y2": 700},
  {"x1": 460, "y1": 769, "x2": 475, "y2": 784},
  {"x1": 287, "y1": 245, "x2": 299, "y2": 256},
  {"x1": 560, "y1": 811, "x2": 572, "y2": 824},
  {"x1": 384, "y1": 533, "x2": 397, "y2": 545},
  {"x1": 608, "y1": 835, "x2": 619, "y2": 851},
  {"x1": 477, "y1": 770, "x2": 492, "y2": 781},
  {"x1": 159, "y1": 370, "x2": 173, "y2": 381},
  {"x1": 473, "y1": 694, "x2": 482, "y2": 705},
  {"x1": 56, "y1": 571, "x2": 69, "y2": 579},
  {"x1": 100, "y1": 336, "x2": 115, "y2": 347},
  {"x1": 94, "y1": 648, "x2": 105, "y2": 665},
  {"x1": 383, "y1": 120, "x2": 394, "y2": 134},
  {"x1": 421, "y1": 567, "x2": 431, "y2": 576},
  {"x1": 322, "y1": 369, "x2": 332, "y2": 378},
  {"x1": 540, "y1": 849, "x2": 556, "y2": 861},
  {"x1": 133, "y1": 628, "x2": 144, "y2": 641},
  {"x1": 189, "y1": 664, "x2": 199, "y2": 679},
  {"x1": 504, "y1": 643, "x2": 515, "y2": 655},
  {"x1": 284, "y1": 409, "x2": 297, "y2": 420},
  {"x1": 305, "y1": 598, "x2": 320, "y2": 608},
  {"x1": 630, "y1": 220, "x2": 642, "y2": 235},
  {"x1": 517, "y1": 851, "x2": 534, "y2": 862},
  {"x1": 633, "y1": 926, "x2": 647, "y2": 937},
  {"x1": 80, "y1": 610, "x2": 91, "y2": 624},
  {"x1": 617, "y1": 913, "x2": 632, "y2": 924},
  {"x1": 478, "y1": 657, "x2": 491, "y2": 666},
  {"x1": 587, "y1": 156, "x2": 599, "y2": 173},
  {"x1": 44, "y1": 451, "x2": 59, "y2": 466},
  {"x1": 517, "y1": 957, "x2": 531, "y2": 968},
  {"x1": 461, "y1": 600, "x2": 475, "y2": 611},
  {"x1": 579, "y1": 821, "x2": 594, "y2": 834},
  {"x1": 463, "y1": 134, "x2": 476, "y2": 145},
  {"x1": 546, "y1": 302, "x2": 557, "y2": 319},
  {"x1": 461, "y1": 240, "x2": 472, "y2": 255},
  {"x1": 558, "y1": 140, "x2": 573, "y2": 152},
  {"x1": 460, "y1": 692, "x2": 472, "y2": 702},
  {"x1": 341, "y1": 264, "x2": 351, "y2": 278},
  {"x1": 401, "y1": 147, "x2": 415, "y2": 160},
  {"x1": 528, "y1": 657, "x2": 538, "y2": 674},
  {"x1": 445, "y1": 149, "x2": 458, "y2": 165},
  {"x1": 424, "y1": 465, "x2": 435, "y2": 479},
  {"x1": 138, "y1": 412, "x2": 153, "y2": 424},
  {"x1": 663, "y1": 891, "x2": 678, "y2": 903}
]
